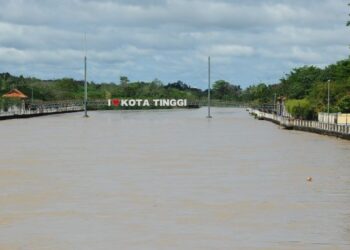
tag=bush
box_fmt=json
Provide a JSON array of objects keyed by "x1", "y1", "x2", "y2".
[{"x1": 285, "y1": 99, "x2": 316, "y2": 120}]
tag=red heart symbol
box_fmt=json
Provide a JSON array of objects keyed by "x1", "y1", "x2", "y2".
[{"x1": 112, "y1": 99, "x2": 120, "y2": 107}]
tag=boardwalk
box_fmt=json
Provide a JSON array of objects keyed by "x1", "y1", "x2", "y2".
[
  {"x1": 0, "y1": 99, "x2": 245, "y2": 120},
  {"x1": 0, "y1": 101, "x2": 84, "y2": 120},
  {"x1": 249, "y1": 109, "x2": 350, "y2": 140}
]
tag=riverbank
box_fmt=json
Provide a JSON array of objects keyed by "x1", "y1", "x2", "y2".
[{"x1": 248, "y1": 108, "x2": 350, "y2": 140}]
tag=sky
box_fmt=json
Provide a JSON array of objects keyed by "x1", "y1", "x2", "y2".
[{"x1": 0, "y1": 0, "x2": 349, "y2": 89}]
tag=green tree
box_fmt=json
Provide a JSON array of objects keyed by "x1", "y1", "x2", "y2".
[
  {"x1": 338, "y1": 95, "x2": 350, "y2": 112},
  {"x1": 242, "y1": 83, "x2": 271, "y2": 104},
  {"x1": 212, "y1": 80, "x2": 241, "y2": 100},
  {"x1": 120, "y1": 76, "x2": 129, "y2": 86},
  {"x1": 280, "y1": 66, "x2": 322, "y2": 99}
]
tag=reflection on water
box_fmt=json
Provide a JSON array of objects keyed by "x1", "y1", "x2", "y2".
[{"x1": 0, "y1": 108, "x2": 350, "y2": 249}]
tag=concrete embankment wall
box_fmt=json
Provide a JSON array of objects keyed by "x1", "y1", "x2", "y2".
[
  {"x1": 292, "y1": 125, "x2": 350, "y2": 140},
  {"x1": 0, "y1": 110, "x2": 83, "y2": 121},
  {"x1": 248, "y1": 109, "x2": 350, "y2": 140}
]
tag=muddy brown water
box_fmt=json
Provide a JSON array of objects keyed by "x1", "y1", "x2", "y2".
[{"x1": 0, "y1": 108, "x2": 350, "y2": 249}]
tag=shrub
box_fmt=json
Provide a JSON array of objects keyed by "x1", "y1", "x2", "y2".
[{"x1": 285, "y1": 99, "x2": 316, "y2": 120}]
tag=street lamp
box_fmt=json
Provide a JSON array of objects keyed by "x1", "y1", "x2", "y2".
[{"x1": 327, "y1": 79, "x2": 330, "y2": 126}]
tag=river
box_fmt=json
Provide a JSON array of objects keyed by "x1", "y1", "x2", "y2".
[{"x1": 0, "y1": 108, "x2": 349, "y2": 249}]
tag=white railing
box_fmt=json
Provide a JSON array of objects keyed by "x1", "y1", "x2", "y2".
[
  {"x1": 249, "y1": 109, "x2": 350, "y2": 135},
  {"x1": 0, "y1": 104, "x2": 83, "y2": 118}
]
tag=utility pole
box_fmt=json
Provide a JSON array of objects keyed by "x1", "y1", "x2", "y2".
[
  {"x1": 83, "y1": 33, "x2": 88, "y2": 118},
  {"x1": 207, "y1": 56, "x2": 212, "y2": 118},
  {"x1": 273, "y1": 93, "x2": 277, "y2": 113}
]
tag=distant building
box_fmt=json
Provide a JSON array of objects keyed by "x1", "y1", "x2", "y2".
[
  {"x1": 318, "y1": 112, "x2": 350, "y2": 125},
  {"x1": 337, "y1": 114, "x2": 350, "y2": 125}
]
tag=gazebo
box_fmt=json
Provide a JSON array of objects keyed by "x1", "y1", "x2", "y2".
[
  {"x1": 2, "y1": 89, "x2": 28, "y2": 99},
  {"x1": 2, "y1": 89, "x2": 28, "y2": 113}
]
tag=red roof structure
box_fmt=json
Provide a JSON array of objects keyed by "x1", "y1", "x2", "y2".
[{"x1": 2, "y1": 89, "x2": 28, "y2": 99}]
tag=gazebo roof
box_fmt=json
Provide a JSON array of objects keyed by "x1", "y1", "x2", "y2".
[{"x1": 2, "y1": 89, "x2": 28, "y2": 99}]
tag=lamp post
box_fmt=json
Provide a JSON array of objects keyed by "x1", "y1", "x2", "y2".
[{"x1": 327, "y1": 79, "x2": 330, "y2": 126}]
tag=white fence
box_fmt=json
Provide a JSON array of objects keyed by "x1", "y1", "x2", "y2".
[
  {"x1": 318, "y1": 112, "x2": 350, "y2": 125},
  {"x1": 318, "y1": 112, "x2": 338, "y2": 124}
]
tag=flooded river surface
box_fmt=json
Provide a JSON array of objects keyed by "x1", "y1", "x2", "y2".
[{"x1": 0, "y1": 108, "x2": 350, "y2": 250}]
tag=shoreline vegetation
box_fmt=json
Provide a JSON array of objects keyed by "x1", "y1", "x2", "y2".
[{"x1": 0, "y1": 57, "x2": 349, "y2": 114}]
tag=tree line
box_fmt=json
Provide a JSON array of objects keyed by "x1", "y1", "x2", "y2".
[
  {"x1": 1, "y1": 57, "x2": 350, "y2": 118},
  {"x1": 248, "y1": 59, "x2": 350, "y2": 119}
]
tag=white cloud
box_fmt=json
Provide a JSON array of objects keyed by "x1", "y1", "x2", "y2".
[
  {"x1": 206, "y1": 45, "x2": 255, "y2": 57},
  {"x1": 0, "y1": 0, "x2": 348, "y2": 87},
  {"x1": 270, "y1": 46, "x2": 323, "y2": 63}
]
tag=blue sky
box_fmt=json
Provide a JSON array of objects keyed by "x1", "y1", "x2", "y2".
[{"x1": 0, "y1": 0, "x2": 349, "y2": 89}]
